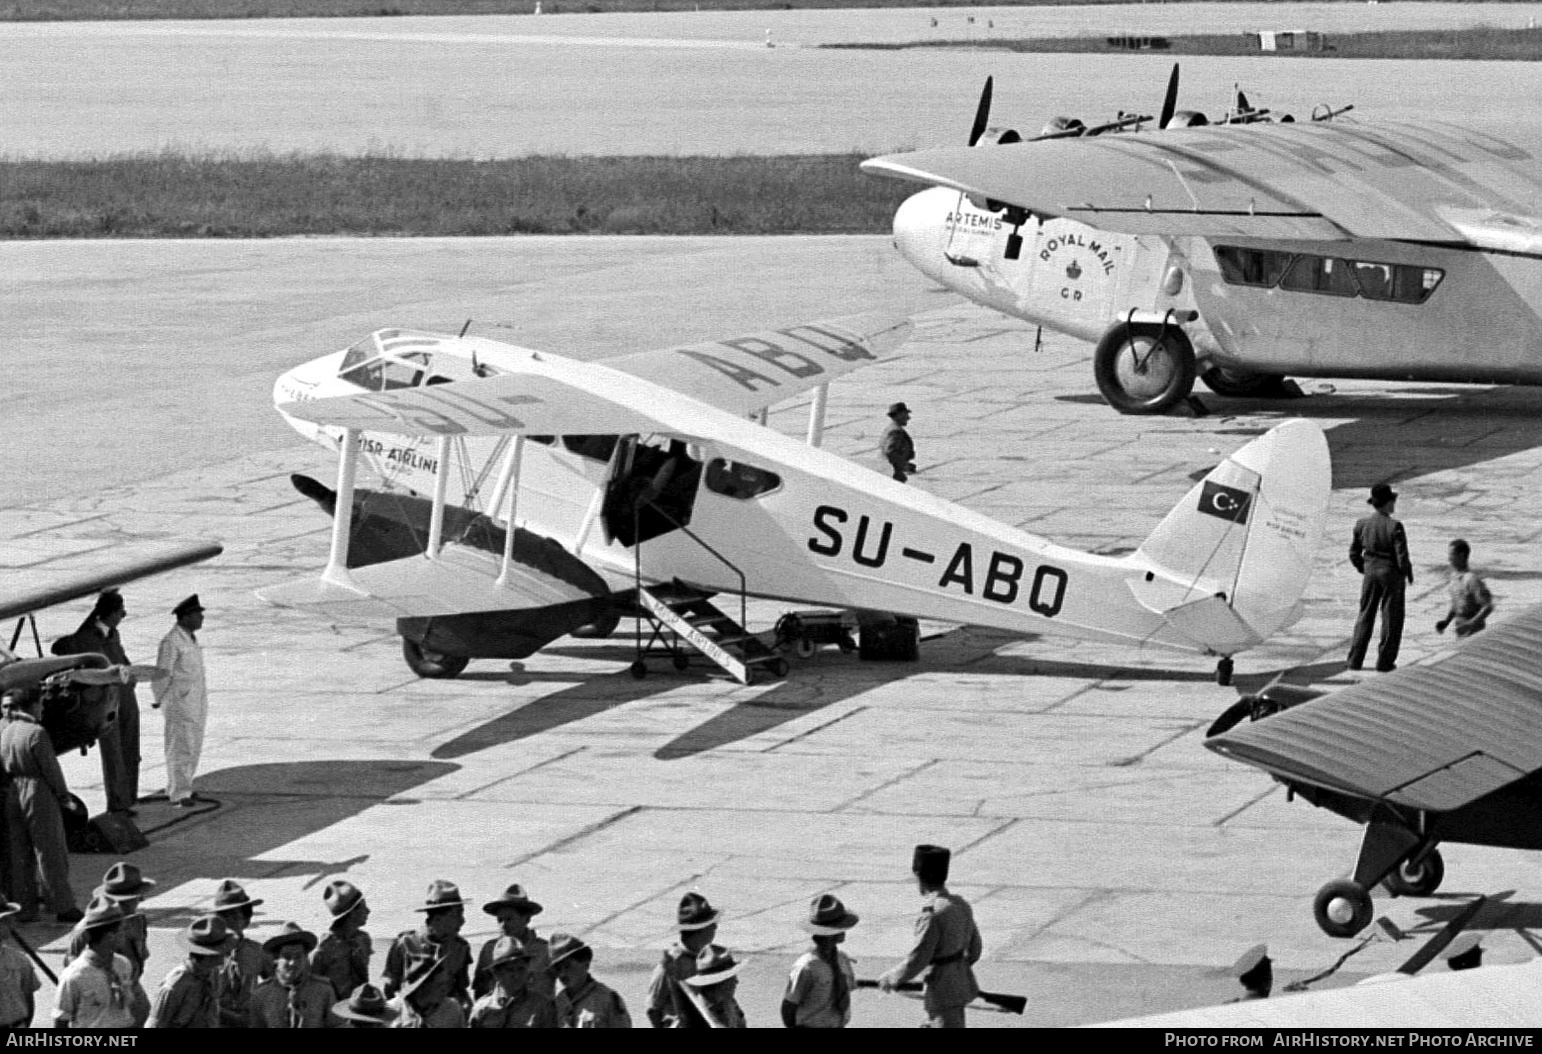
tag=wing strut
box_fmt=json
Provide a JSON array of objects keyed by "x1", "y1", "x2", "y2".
[
  {"x1": 496, "y1": 437, "x2": 526, "y2": 588},
  {"x1": 323, "y1": 427, "x2": 361, "y2": 586},
  {"x1": 426, "y1": 435, "x2": 453, "y2": 558},
  {"x1": 806, "y1": 384, "x2": 829, "y2": 447}
]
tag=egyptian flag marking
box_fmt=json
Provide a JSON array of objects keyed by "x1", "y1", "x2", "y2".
[{"x1": 1199, "y1": 481, "x2": 1252, "y2": 524}]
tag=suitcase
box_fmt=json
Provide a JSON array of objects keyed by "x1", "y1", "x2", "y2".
[{"x1": 857, "y1": 615, "x2": 920, "y2": 662}]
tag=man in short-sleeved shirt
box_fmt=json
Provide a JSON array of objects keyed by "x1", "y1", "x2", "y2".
[
  {"x1": 54, "y1": 898, "x2": 147, "y2": 1028},
  {"x1": 0, "y1": 898, "x2": 39, "y2": 1028},
  {"x1": 1437, "y1": 539, "x2": 1494, "y2": 638},
  {"x1": 782, "y1": 894, "x2": 858, "y2": 1028}
]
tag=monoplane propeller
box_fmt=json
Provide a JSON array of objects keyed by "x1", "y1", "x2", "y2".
[
  {"x1": 968, "y1": 75, "x2": 994, "y2": 146},
  {"x1": 1158, "y1": 62, "x2": 1180, "y2": 129}
]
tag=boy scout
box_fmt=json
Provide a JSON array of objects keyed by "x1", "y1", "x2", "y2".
[
  {"x1": 879, "y1": 844, "x2": 982, "y2": 1028},
  {"x1": 0, "y1": 896, "x2": 39, "y2": 1028},
  {"x1": 382, "y1": 880, "x2": 473, "y2": 1007},
  {"x1": 66, "y1": 862, "x2": 155, "y2": 980},
  {"x1": 473, "y1": 883, "x2": 551, "y2": 1000},
  {"x1": 467, "y1": 936, "x2": 556, "y2": 1028},
  {"x1": 146, "y1": 915, "x2": 233, "y2": 1027},
  {"x1": 782, "y1": 893, "x2": 858, "y2": 1028},
  {"x1": 248, "y1": 922, "x2": 336, "y2": 1028},
  {"x1": 680, "y1": 945, "x2": 747, "y2": 1028},
  {"x1": 645, "y1": 891, "x2": 721, "y2": 1028},
  {"x1": 550, "y1": 932, "x2": 631, "y2": 1028},
  {"x1": 311, "y1": 878, "x2": 372, "y2": 1000}
]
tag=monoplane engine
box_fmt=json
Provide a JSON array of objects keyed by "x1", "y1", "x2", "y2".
[{"x1": 0, "y1": 653, "x2": 118, "y2": 755}]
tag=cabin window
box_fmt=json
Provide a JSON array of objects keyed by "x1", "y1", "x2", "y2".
[
  {"x1": 1280, "y1": 255, "x2": 1359, "y2": 297},
  {"x1": 1354, "y1": 261, "x2": 1444, "y2": 304},
  {"x1": 1213, "y1": 246, "x2": 1292, "y2": 287},
  {"x1": 704, "y1": 458, "x2": 782, "y2": 500},
  {"x1": 562, "y1": 435, "x2": 620, "y2": 462}
]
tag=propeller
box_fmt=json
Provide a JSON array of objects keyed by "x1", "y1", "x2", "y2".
[
  {"x1": 1158, "y1": 62, "x2": 1180, "y2": 129},
  {"x1": 967, "y1": 76, "x2": 993, "y2": 146}
]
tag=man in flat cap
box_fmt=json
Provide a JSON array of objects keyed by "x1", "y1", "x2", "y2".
[
  {"x1": 473, "y1": 883, "x2": 551, "y2": 1001},
  {"x1": 312, "y1": 878, "x2": 372, "y2": 1001},
  {"x1": 382, "y1": 880, "x2": 473, "y2": 1009},
  {"x1": 880, "y1": 403, "x2": 917, "y2": 483},
  {"x1": 66, "y1": 862, "x2": 155, "y2": 980},
  {"x1": 249, "y1": 922, "x2": 336, "y2": 1028},
  {"x1": 646, "y1": 891, "x2": 721, "y2": 1028},
  {"x1": 53, "y1": 895, "x2": 149, "y2": 1028},
  {"x1": 152, "y1": 595, "x2": 208, "y2": 808},
  {"x1": 783, "y1": 893, "x2": 858, "y2": 1028},
  {"x1": 468, "y1": 935, "x2": 556, "y2": 1028},
  {"x1": 212, "y1": 878, "x2": 272, "y2": 1028},
  {"x1": 1348, "y1": 483, "x2": 1414, "y2": 673},
  {"x1": 1227, "y1": 944, "x2": 1271, "y2": 1001},
  {"x1": 879, "y1": 844, "x2": 982, "y2": 1028},
  {"x1": 550, "y1": 932, "x2": 631, "y2": 1029},
  {"x1": 52, "y1": 589, "x2": 141, "y2": 817},
  {"x1": 146, "y1": 915, "x2": 233, "y2": 1028}
]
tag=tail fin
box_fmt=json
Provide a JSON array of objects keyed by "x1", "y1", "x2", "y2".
[{"x1": 1131, "y1": 420, "x2": 1330, "y2": 652}]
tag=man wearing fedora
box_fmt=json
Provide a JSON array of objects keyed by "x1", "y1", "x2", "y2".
[
  {"x1": 1348, "y1": 483, "x2": 1415, "y2": 673},
  {"x1": 152, "y1": 594, "x2": 209, "y2": 808},
  {"x1": 66, "y1": 862, "x2": 155, "y2": 980},
  {"x1": 1, "y1": 683, "x2": 84, "y2": 924},
  {"x1": 680, "y1": 945, "x2": 747, "y2": 1028},
  {"x1": 53, "y1": 895, "x2": 149, "y2": 1028},
  {"x1": 550, "y1": 932, "x2": 631, "y2": 1029},
  {"x1": 474, "y1": 883, "x2": 551, "y2": 1001},
  {"x1": 467, "y1": 935, "x2": 557, "y2": 1028},
  {"x1": 330, "y1": 983, "x2": 399, "y2": 1028},
  {"x1": 0, "y1": 896, "x2": 40, "y2": 1029},
  {"x1": 249, "y1": 922, "x2": 337, "y2": 1028},
  {"x1": 382, "y1": 879, "x2": 473, "y2": 1009},
  {"x1": 52, "y1": 589, "x2": 142, "y2": 817},
  {"x1": 146, "y1": 915, "x2": 233, "y2": 1027},
  {"x1": 880, "y1": 402, "x2": 918, "y2": 483},
  {"x1": 646, "y1": 891, "x2": 721, "y2": 1028},
  {"x1": 879, "y1": 844, "x2": 982, "y2": 1028},
  {"x1": 212, "y1": 878, "x2": 271, "y2": 1028},
  {"x1": 395, "y1": 954, "x2": 466, "y2": 1028},
  {"x1": 782, "y1": 893, "x2": 858, "y2": 1028},
  {"x1": 312, "y1": 878, "x2": 372, "y2": 1001}
]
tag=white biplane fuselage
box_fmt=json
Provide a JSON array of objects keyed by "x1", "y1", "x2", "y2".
[{"x1": 269, "y1": 317, "x2": 1330, "y2": 679}]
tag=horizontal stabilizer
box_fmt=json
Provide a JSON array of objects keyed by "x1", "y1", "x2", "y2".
[{"x1": 1134, "y1": 593, "x2": 1263, "y2": 655}]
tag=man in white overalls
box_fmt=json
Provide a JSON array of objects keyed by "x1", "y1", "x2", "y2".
[{"x1": 152, "y1": 595, "x2": 207, "y2": 808}]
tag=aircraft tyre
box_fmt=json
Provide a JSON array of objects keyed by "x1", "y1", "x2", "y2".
[
  {"x1": 1313, "y1": 879, "x2": 1374, "y2": 938},
  {"x1": 1200, "y1": 366, "x2": 1291, "y2": 398},
  {"x1": 401, "y1": 639, "x2": 470, "y2": 680},
  {"x1": 630, "y1": 660, "x2": 647, "y2": 679},
  {"x1": 1093, "y1": 322, "x2": 1196, "y2": 415},
  {"x1": 1382, "y1": 849, "x2": 1444, "y2": 897}
]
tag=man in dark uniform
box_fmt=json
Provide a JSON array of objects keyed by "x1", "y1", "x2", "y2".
[
  {"x1": 645, "y1": 892, "x2": 720, "y2": 1028},
  {"x1": 1227, "y1": 944, "x2": 1271, "y2": 1001},
  {"x1": 1348, "y1": 482, "x2": 1414, "y2": 672},
  {"x1": 879, "y1": 844, "x2": 982, "y2": 1028},
  {"x1": 52, "y1": 590, "x2": 141, "y2": 816},
  {"x1": 880, "y1": 403, "x2": 917, "y2": 483},
  {"x1": 1, "y1": 687, "x2": 83, "y2": 923}
]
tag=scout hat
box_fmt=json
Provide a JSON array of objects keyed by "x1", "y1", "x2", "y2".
[
  {"x1": 887, "y1": 402, "x2": 910, "y2": 418},
  {"x1": 211, "y1": 878, "x2": 263, "y2": 912},
  {"x1": 80, "y1": 895, "x2": 130, "y2": 932},
  {"x1": 676, "y1": 892, "x2": 720, "y2": 932},
  {"x1": 547, "y1": 932, "x2": 592, "y2": 969},
  {"x1": 486, "y1": 935, "x2": 533, "y2": 970},
  {"x1": 95, "y1": 862, "x2": 156, "y2": 902},
  {"x1": 261, "y1": 921, "x2": 319, "y2": 955},
  {"x1": 178, "y1": 915, "x2": 236, "y2": 957},
  {"x1": 330, "y1": 983, "x2": 399, "y2": 1026},
  {"x1": 1368, "y1": 483, "x2": 1398, "y2": 506},
  {"x1": 1233, "y1": 943, "x2": 1271, "y2": 983},
  {"x1": 401, "y1": 955, "x2": 449, "y2": 999},
  {"x1": 323, "y1": 879, "x2": 366, "y2": 920},
  {"x1": 482, "y1": 883, "x2": 543, "y2": 917},
  {"x1": 173, "y1": 594, "x2": 205, "y2": 618},
  {"x1": 682, "y1": 945, "x2": 744, "y2": 987},
  {"x1": 413, "y1": 879, "x2": 467, "y2": 913},
  {"x1": 800, "y1": 893, "x2": 859, "y2": 935},
  {"x1": 1442, "y1": 932, "x2": 1483, "y2": 970},
  {"x1": 912, "y1": 844, "x2": 951, "y2": 886}
]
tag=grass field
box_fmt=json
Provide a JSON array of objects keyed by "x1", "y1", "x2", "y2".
[{"x1": 0, "y1": 153, "x2": 911, "y2": 237}]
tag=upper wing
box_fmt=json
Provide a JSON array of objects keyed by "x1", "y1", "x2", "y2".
[
  {"x1": 605, "y1": 312, "x2": 912, "y2": 418},
  {"x1": 0, "y1": 542, "x2": 224, "y2": 623},
  {"x1": 1206, "y1": 603, "x2": 1542, "y2": 812},
  {"x1": 863, "y1": 120, "x2": 1542, "y2": 246}
]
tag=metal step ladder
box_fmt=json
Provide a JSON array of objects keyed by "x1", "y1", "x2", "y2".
[{"x1": 632, "y1": 580, "x2": 787, "y2": 685}]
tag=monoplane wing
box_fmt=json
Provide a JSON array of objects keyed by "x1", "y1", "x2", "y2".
[
  {"x1": 0, "y1": 541, "x2": 224, "y2": 623},
  {"x1": 604, "y1": 311, "x2": 912, "y2": 418},
  {"x1": 864, "y1": 120, "x2": 1542, "y2": 245},
  {"x1": 1206, "y1": 603, "x2": 1542, "y2": 811}
]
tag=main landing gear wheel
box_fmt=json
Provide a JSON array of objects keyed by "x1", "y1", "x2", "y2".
[
  {"x1": 1200, "y1": 366, "x2": 1291, "y2": 398},
  {"x1": 1314, "y1": 879, "x2": 1374, "y2": 938},
  {"x1": 672, "y1": 653, "x2": 690, "y2": 672},
  {"x1": 401, "y1": 639, "x2": 470, "y2": 680},
  {"x1": 629, "y1": 660, "x2": 648, "y2": 679},
  {"x1": 1093, "y1": 322, "x2": 1196, "y2": 415},
  {"x1": 1383, "y1": 849, "x2": 1445, "y2": 897}
]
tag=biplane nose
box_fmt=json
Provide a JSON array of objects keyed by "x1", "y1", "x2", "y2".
[
  {"x1": 274, "y1": 351, "x2": 349, "y2": 445},
  {"x1": 892, "y1": 186, "x2": 959, "y2": 282}
]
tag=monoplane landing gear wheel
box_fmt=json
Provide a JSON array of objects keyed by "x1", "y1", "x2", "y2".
[
  {"x1": 672, "y1": 652, "x2": 690, "y2": 672},
  {"x1": 401, "y1": 639, "x2": 470, "y2": 680},
  {"x1": 1200, "y1": 366, "x2": 1292, "y2": 399},
  {"x1": 1314, "y1": 879, "x2": 1374, "y2": 938},
  {"x1": 1216, "y1": 657, "x2": 1234, "y2": 686},
  {"x1": 629, "y1": 660, "x2": 648, "y2": 680},
  {"x1": 1093, "y1": 322, "x2": 1197, "y2": 415},
  {"x1": 1383, "y1": 849, "x2": 1445, "y2": 897}
]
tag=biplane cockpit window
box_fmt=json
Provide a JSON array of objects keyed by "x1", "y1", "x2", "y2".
[
  {"x1": 339, "y1": 347, "x2": 431, "y2": 392},
  {"x1": 562, "y1": 435, "x2": 621, "y2": 462},
  {"x1": 704, "y1": 459, "x2": 783, "y2": 500},
  {"x1": 1213, "y1": 246, "x2": 1292, "y2": 288}
]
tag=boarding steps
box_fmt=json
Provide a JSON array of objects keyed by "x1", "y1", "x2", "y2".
[{"x1": 632, "y1": 580, "x2": 787, "y2": 685}]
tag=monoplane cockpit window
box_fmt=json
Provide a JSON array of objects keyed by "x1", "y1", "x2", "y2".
[
  {"x1": 1214, "y1": 246, "x2": 1291, "y2": 288},
  {"x1": 704, "y1": 459, "x2": 782, "y2": 500},
  {"x1": 1280, "y1": 255, "x2": 1358, "y2": 297}
]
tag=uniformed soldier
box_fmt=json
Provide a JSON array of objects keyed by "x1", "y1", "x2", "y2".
[
  {"x1": 212, "y1": 878, "x2": 272, "y2": 1028},
  {"x1": 66, "y1": 862, "x2": 155, "y2": 980},
  {"x1": 1442, "y1": 933, "x2": 1483, "y2": 971},
  {"x1": 311, "y1": 878, "x2": 372, "y2": 1001},
  {"x1": 880, "y1": 402, "x2": 918, "y2": 483},
  {"x1": 248, "y1": 922, "x2": 337, "y2": 1028},
  {"x1": 782, "y1": 893, "x2": 858, "y2": 1028},
  {"x1": 330, "y1": 983, "x2": 398, "y2": 1028},
  {"x1": 1347, "y1": 483, "x2": 1414, "y2": 672},
  {"x1": 550, "y1": 932, "x2": 631, "y2": 1029},
  {"x1": 467, "y1": 936, "x2": 557, "y2": 1028},
  {"x1": 879, "y1": 844, "x2": 982, "y2": 1028},
  {"x1": 680, "y1": 945, "x2": 747, "y2": 1028},
  {"x1": 381, "y1": 880, "x2": 473, "y2": 1008},
  {"x1": 473, "y1": 883, "x2": 551, "y2": 1001},
  {"x1": 645, "y1": 892, "x2": 721, "y2": 1028},
  {"x1": 1228, "y1": 944, "x2": 1272, "y2": 1001},
  {"x1": 146, "y1": 915, "x2": 233, "y2": 1028},
  {"x1": 1, "y1": 686, "x2": 83, "y2": 923}
]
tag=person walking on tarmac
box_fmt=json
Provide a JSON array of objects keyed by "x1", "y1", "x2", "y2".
[
  {"x1": 645, "y1": 892, "x2": 721, "y2": 1028},
  {"x1": 879, "y1": 844, "x2": 982, "y2": 1028},
  {"x1": 52, "y1": 590, "x2": 142, "y2": 817},
  {"x1": 152, "y1": 595, "x2": 208, "y2": 808},
  {"x1": 1347, "y1": 484, "x2": 1415, "y2": 673},
  {"x1": 880, "y1": 403, "x2": 917, "y2": 483},
  {"x1": 1, "y1": 687, "x2": 84, "y2": 924}
]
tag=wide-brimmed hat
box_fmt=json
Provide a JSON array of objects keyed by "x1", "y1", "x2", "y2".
[
  {"x1": 800, "y1": 893, "x2": 859, "y2": 935},
  {"x1": 486, "y1": 935, "x2": 533, "y2": 970},
  {"x1": 547, "y1": 932, "x2": 591, "y2": 969},
  {"x1": 1232, "y1": 943, "x2": 1270, "y2": 980},
  {"x1": 96, "y1": 862, "x2": 156, "y2": 902},
  {"x1": 330, "y1": 983, "x2": 399, "y2": 1026},
  {"x1": 912, "y1": 844, "x2": 951, "y2": 886},
  {"x1": 682, "y1": 945, "x2": 744, "y2": 986},
  {"x1": 80, "y1": 895, "x2": 131, "y2": 932},
  {"x1": 413, "y1": 879, "x2": 468, "y2": 913},
  {"x1": 1442, "y1": 933, "x2": 1483, "y2": 969},
  {"x1": 178, "y1": 915, "x2": 236, "y2": 957},
  {"x1": 261, "y1": 921, "x2": 319, "y2": 955},
  {"x1": 173, "y1": 594, "x2": 205, "y2": 618},
  {"x1": 211, "y1": 879, "x2": 263, "y2": 912},
  {"x1": 323, "y1": 879, "x2": 366, "y2": 920},
  {"x1": 676, "y1": 892, "x2": 720, "y2": 932},
  {"x1": 482, "y1": 883, "x2": 542, "y2": 917},
  {"x1": 1368, "y1": 483, "x2": 1398, "y2": 506},
  {"x1": 401, "y1": 955, "x2": 449, "y2": 999},
  {"x1": 887, "y1": 402, "x2": 910, "y2": 418}
]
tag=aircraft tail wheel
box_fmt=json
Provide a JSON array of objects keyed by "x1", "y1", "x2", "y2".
[
  {"x1": 1313, "y1": 879, "x2": 1374, "y2": 938},
  {"x1": 1093, "y1": 322, "x2": 1196, "y2": 415},
  {"x1": 1216, "y1": 657, "x2": 1234, "y2": 686},
  {"x1": 629, "y1": 660, "x2": 648, "y2": 679},
  {"x1": 795, "y1": 638, "x2": 817, "y2": 660},
  {"x1": 1383, "y1": 849, "x2": 1445, "y2": 897},
  {"x1": 401, "y1": 638, "x2": 470, "y2": 680}
]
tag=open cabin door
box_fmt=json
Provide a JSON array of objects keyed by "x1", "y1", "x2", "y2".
[{"x1": 599, "y1": 436, "x2": 704, "y2": 548}]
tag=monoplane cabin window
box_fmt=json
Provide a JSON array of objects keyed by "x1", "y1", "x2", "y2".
[
  {"x1": 704, "y1": 458, "x2": 782, "y2": 500},
  {"x1": 1354, "y1": 260, "x2": 1444, "y2": 304},
  {"x1": 1280, "y1": 254, "x2": 1359, "y2": 297},
  {"x1": 1213, "y1": 246, "x2": 1292, "y2": 287},
  {"x1": 1215, "y1": 245, "x2": 1443, "y2": 304}
]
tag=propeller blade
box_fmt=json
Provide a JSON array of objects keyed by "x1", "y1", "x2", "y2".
[
  {"x1": 968, "y1": 76, "x2": 994, "y2": 146},
  {"x1": 1159, "y1": 63, "x2": 1180, "y2": 128}
]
